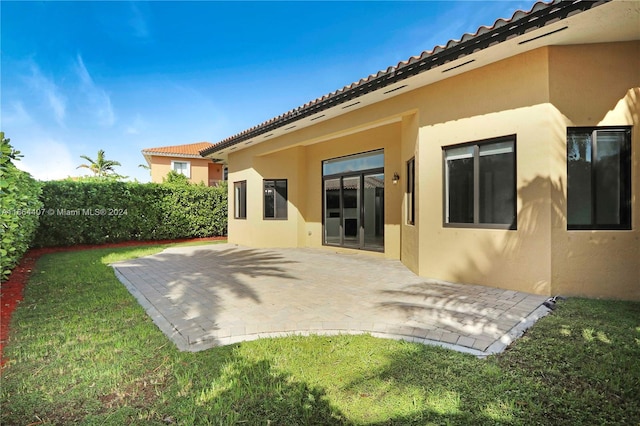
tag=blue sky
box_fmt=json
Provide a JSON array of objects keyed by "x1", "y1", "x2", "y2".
[{"x1": 1, "y1": 1, "x2": 532, "y2": 182}]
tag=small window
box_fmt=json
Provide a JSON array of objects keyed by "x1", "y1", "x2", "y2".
[
  {"x1": 264, "y1": 179, "x2": 287, "y2": 219},
  {"x1": 567, "y1": 127, "x2": 631, "y2": 230},
  {"x1": 171, "y1": 161, "x2": 190, "y2": 178},
  {"x1": 407, "y1": 158, "x2": 415, "y2": 225},
  {"x1": 444, "y1": 136, "x2": 516, "y2": 229},
  {"x1": 234, "y1": 181, "x2": 247, "y2": 219}
]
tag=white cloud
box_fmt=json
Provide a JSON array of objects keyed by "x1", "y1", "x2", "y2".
[
  {"x1": 14, "y1": 139, "x2": 78, "y2": 181},
  {"x1": 1, "y1": 101, "x2": 33, "y2": 126},
  {"x1": 75, "y1": 54, "x2": 116, "y2": 126},
  {"x1": 25, "y1": 64, "x2": 66, "y2": 125}
]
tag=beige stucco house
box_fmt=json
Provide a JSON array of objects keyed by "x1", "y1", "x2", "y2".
[
  {"x1": 202, "y1": 0, "x2": 640, "y2": 300},
  {"x1": 142, "y1": 142, "x2": 224, "y2": 186}
]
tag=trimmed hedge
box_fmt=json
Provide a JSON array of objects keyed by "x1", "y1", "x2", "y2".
[
  {"x1": 0, "y1": 134, "x2": 43, "y2": 281},
  {"x1": 33, "y1": 180, "x2": 227, "y2": 247}
]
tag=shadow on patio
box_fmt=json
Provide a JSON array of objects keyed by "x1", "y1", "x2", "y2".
[{"x1": 113, "y1": 245, "x2": 299, "y2": 350}]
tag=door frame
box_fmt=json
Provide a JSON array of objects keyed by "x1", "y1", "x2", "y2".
[{"x1": 322, "y1": 167, "x2": 385, "y2": 252}]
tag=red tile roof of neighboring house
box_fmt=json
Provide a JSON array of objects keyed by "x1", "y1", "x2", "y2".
[
  {"x1": 142, "y1": 142, "x2": 214, "y2": 158},
  {"x1": 200, "y1": 0, "x2": 606, "y2": 157}
]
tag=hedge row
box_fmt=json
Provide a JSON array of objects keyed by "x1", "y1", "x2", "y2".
[
  {"x1": 0, "y1": 134, "x2": 43, "y2": 280},
  {"x1": 33, "y1": 180, "x2": 227, "y2": 247}
]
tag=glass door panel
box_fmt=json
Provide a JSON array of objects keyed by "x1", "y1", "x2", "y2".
[
  {"x1": 324, "y1": 178, "x2": 341, "y2": 245},
  {"x1": 342, "y1": 176, "x2": 360, "y2": 247},
  {"x1": 322, "y1": 150, "x2": 384, "y2": 252},
  {"x1": 363, "y1": 173, "x2": 384, "y2": 250}
]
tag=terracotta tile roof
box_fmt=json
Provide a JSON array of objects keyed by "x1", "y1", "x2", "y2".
[
  {"x1": 201, "y1": 0, "x2": 605, "y2": 157},
  {"x1": 142, "y1": 142, "x2": 214, "y2": 157}
]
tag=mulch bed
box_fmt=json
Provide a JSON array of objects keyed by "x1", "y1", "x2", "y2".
[{"x1": 0, "y1": 237, "x2": 226, "y2": 368}]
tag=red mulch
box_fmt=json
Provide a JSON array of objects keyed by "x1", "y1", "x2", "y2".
[{"x1": 0, "y1": 237, "x2": 226, "y2": 368}]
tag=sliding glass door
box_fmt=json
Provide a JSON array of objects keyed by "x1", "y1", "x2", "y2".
[
  {"x1": 363, "y1": 173, "x2": 384, "y2": 250},
  {"x1": 342, "y1": 176, "x2": 361, "y2": 247},
  {"x1": 324, "y1": 178, "x2": 341, "y2": 245},
  {"x1": 322, "y1": 150, "x2": 384, "y2": 252}
]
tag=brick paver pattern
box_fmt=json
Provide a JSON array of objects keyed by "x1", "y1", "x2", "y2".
[{"x1": 113, "y1": 244, "x2": 549, "y2": 356}]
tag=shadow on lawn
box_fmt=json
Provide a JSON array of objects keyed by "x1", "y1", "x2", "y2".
[
  {"x1": 112, "y1": 246, "x2": 299, "y2": 348},
  {"x1": 344, "y1": 343, "x2": 530, "y2": 425},
  {"x1": 171, "y1": 353, "x2": 348, "y2": 424},
  {"x1": 358, "y1": 299, "x2": 640, "y2": 425},
  {"x1": 0, "y1": 246, "x2": 348, "y2": 425}
]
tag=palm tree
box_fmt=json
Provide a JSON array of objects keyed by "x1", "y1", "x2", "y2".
[{"x1": 77, "y1": 149, "x2": 122, "y2": 177}]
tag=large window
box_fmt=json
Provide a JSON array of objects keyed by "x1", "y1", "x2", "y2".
[
  {"x1": 171, "y1": 160, "x2": 190, "y2": 178},
  {"x1": 444, "y1": 136, "x2": 516, "y2": 228},
  {"x1": 234, "y1": 181, "x2": 247, "y2": 219},
  {"x1": 567, "y1": 127, "x2": 631, "y2": 230},
  {"x1": 407, "y1": 158, "x2": 415, "y2": 225},
  {"x1": 264, "y1": 179, "x2": 288, "y2": 219}
]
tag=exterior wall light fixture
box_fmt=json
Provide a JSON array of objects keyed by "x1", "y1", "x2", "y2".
[{"x1": 392, "y1": 172, "x2": 400, "y2": 184}]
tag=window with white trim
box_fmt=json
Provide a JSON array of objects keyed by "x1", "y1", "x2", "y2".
[{"x1": 171, "y1": 160, "x2": 190, "y2": 178}]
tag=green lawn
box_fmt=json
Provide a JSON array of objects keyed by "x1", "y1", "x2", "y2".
[{"x1": 1, "y1": 244, "x2": 639, "y2": 425}]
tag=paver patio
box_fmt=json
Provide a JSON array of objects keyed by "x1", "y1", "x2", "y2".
[{"x1": 112, "y1": 243, "x2": 550, "y2": 356}]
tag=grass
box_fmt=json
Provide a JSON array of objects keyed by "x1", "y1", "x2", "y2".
[{"x1": 1, "y1": 243, "x2": 639, "y2": 425}]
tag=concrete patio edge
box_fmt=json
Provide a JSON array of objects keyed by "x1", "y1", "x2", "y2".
[
  {"x1": 484, "y1": 304, "x2": 553, "y2": 355},
  {"x1": 164, "y1": 305, "x2": 552, "y2": 357},
  {"x1": 112, "y1": 245, "x2": 552, "y2": 357},
  {"x1": 115, "y1": 261, "x2": 551, "y2": 357},
  {"x1": 114, "y1": 268, "x2": 192, "y2": 351}
]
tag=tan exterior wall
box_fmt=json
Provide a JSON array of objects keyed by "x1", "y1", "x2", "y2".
[
  {"x1": 548, "y1": 41, "x2": 640, "y2": 300},
  {"x1": 413, "y1": 46, "x2": 555, "y2": 295},
  {"x1": 400, "y1": 113, "x2": 420, "y2": 273},
  {"x1": 228, "y1": 123, "x2": 403, "y2": 259},
  {"x1": 228, "y1": 146, "x2": 305, "y2": 247},
  {"x1": 417, "y1": 105, "x2": 562, "y2": 295},
  {"x1": 149, "y1": 156, "x2": 221, "y2": 185},
  {"x1": 303, "y1": 122, "x2": 402, "y2": 258},
  {"x1": 225, "y1": 41, "x2": 640, "y2": 300}
]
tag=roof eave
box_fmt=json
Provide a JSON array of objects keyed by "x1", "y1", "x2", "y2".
[
  {"x1": 201, "y1": 0, "x2": 609, "y2": 158},
  {"x1": 141, "y1": 151, "x2": 211, "y2": 160}
]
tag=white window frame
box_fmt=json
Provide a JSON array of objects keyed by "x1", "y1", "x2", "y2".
[{"x1": 171, "y1": 160, "x2": 191, "y2": 178}]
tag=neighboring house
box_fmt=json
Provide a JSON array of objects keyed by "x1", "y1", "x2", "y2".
[
  {"x1": 201, "y1": 0, "x2": 640, "y2": 300},
  {"x1": 141, "y1": 142, "x2": 224, "y2": 186}
]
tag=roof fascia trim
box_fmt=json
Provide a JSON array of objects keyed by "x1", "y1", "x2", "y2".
[{"x1": 141, "y1": 151, "x2": 210, "y2": 160}]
